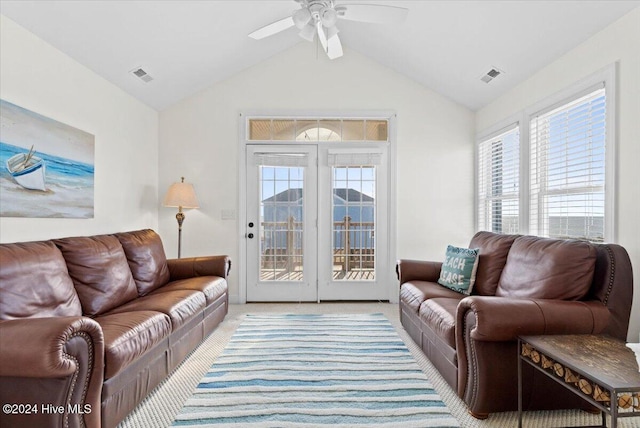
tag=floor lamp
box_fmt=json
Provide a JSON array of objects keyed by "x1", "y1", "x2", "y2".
[{"x1": 163, "y1": 177, "x2": 199, "y2": 258}]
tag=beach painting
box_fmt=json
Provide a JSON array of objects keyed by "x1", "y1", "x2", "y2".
[{"x1": 0, "y1": 99, "x2": 95, "y2": 218}]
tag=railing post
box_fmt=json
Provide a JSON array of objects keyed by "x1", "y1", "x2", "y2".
[
  {"x1": 344, "y1": 215, "x2": 351, "y2": 273},
  {"x1": 287, "y1": 216, "x2": 295, "y2": 274}
]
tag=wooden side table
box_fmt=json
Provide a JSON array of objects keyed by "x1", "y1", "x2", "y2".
[{"x1": 518, "y1": 335, "x2": 640, "y2": 428}]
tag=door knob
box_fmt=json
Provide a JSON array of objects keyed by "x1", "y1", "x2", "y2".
[{"x1": 247, "y1": 233, "x2": 254, "y2": 239}]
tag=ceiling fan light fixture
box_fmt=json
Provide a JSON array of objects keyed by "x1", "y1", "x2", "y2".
[
  {"x1": 292, "y1": 7, "x2": 312, "y2": 29},
  {"x1": 299, "y1": 22, "x2": 316, "y2": 42},
  {"x1": 320, "y1": 7, "x2": 338, "y2": 27}
]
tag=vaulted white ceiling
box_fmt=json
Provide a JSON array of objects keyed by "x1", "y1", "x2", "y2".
[{"x1": 1, "y1": 1, "x2": 638, "y2": 111}]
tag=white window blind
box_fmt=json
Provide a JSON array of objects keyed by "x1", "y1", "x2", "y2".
[
  {"x1": 529, "y1": 85, "x2": 606, "y2": 242},
  {"x1": 253, "y1": 153, "x2": 309, "y2": 167},
  {"x1": 477, "y1": 126, "x2": 520, "y2": 234},
  {"x1": 327, "y1": 151, "x2": 382, "y2": 167}
]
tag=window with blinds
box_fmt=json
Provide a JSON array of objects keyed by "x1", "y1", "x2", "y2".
[
  {"x1": 529, "y1": 86, "x2": 606, "y2": 242},
  {"x1": 477, "y1": 126, "x2": 520, "y2": 234}
]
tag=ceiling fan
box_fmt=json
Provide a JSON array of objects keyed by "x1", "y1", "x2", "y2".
[{"x1": 248, "y1": 1, "x2": 409, "y2": 60}]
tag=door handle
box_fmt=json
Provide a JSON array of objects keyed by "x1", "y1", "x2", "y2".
[{"x1": 247, "y1": 233, "x2": 254, "y2": 239}]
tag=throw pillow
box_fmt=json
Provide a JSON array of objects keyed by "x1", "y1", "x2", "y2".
[{"x1": 437, "y1": 245, "x2": 480, "y2": 295}]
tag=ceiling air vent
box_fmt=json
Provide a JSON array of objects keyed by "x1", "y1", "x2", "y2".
[
  {"x1": 130, "y1": 67, "x2": 154, "y2": 83},
  {"x1": 480, "y1": 67, "x2": 503, "y2": 84}
]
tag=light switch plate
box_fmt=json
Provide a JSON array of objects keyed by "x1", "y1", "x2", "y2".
[{"x1": 221, "y1": 209, "x2": 236, "y2": 220}]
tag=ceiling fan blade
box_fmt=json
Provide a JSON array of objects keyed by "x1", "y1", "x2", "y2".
[
  {"x1": 337, "y1": 4, "x2": 409, "y2": 24},
  {"x1": 248, "y1": 16, "x2": 295, "y2": 40},
  {"x1": 327, "y1": 32, "x2": 343, "y2": 60},
  {"x1": 317, "y1": 22, "x2": 328, "y2": 52}
]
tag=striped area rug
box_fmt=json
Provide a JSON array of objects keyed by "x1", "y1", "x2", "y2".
[{"x1": 172, "y1": 313, "x2": 459, "y2": 427}]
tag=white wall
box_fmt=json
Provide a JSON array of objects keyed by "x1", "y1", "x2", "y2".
[
  {"x1": 159, "y1": 42, "x2": 475, "y2": 303},
  {"x1": 476, "y1": 8, "x2": 640, "y2": 342},
  {"x1": 0, "y1": 15, "x2": 159, "y2": 242}
]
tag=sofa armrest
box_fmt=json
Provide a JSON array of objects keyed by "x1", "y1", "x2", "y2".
[
  {"x1": 454, "y1": 296, "x2": 607, "y2": 414},
  {"x1": 456, "y1": 296, "x2": 610, "y2": 343},
  {"x1": 396, "y1": 259, "x2": 442, "y2": 284},
  {"x1": 168, "y1": 255, "x2": 231, "y2": 281},
  {"x1": 0, "y1": 316, "x2": 104, "y2": 377},
  {"x1": 0, "y1": 316, "x2": 104, "y2": 428}
]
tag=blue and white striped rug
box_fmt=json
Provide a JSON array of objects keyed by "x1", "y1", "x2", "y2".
[{"x1": 172, "y1": 313, "x2": 460, "y2": 427}]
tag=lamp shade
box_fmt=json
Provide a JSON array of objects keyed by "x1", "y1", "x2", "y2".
[{"x1": 163, "y1": 178, "x2": 199, "y2": 208}]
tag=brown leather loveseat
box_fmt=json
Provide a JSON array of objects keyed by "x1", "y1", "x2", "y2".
[
  {"x1": 397, "y1": 231, "x2": 633, "y2": 418},
  {"x1": 0, "y1": 229, "x2": 230, "y2": 428}
]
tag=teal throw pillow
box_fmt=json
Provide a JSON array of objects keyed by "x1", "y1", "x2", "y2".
[{"x1": 437, "y1": 245, "x2": 480, "y2": 295}]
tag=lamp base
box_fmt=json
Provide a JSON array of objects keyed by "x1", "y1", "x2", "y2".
[{"x1": 176, "y1": 210, "x2": 185, "y2": 258}]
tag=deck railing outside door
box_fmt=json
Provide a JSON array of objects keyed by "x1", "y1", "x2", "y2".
[{"x1": 261, "y1": 215, "x2": 374, "y2": 279}]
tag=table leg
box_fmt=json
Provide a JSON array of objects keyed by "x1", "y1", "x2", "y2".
[
  {"x1": 601, "y1": 410, "x2": 606, "y2": 427},
  {"x1": 611, "y1": 402, "x2": 617, "y2": 428},
  {"x1": 518, "y1": 340, "x2": 523, "y2": 428}
]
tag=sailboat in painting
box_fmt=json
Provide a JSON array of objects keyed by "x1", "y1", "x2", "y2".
[{"x1": 6, "y1": 145, "x2": 47, "y2": 191}]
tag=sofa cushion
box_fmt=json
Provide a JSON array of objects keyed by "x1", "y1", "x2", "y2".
[
  {"x1": 400, "y1": 280, "x2": 465, "y2": 313},
  {"x1": 150, "y1": 276, "x2": 227, "y2": 304},
  {"x1": 55, "y1": 235, "x2": 138, "y2": 316},
  {"x1": 419, "y1": 298, "x2": 460, "y2": 349},
  {"x1": 468, "y1": 231, "x2": 519, "y2": 296},
  {"x1": 437, "y1": 245, "x2": 479, "y2": 295},
  {"x1": 105, "y1": 290, "x2": 206, "y2": 331},
  {"x1": 0, "y1": 241, "x2": 82, "y2": 320},
  {"x1": 496, "y1": 235, "x2": 597, "y2": 300},
  {"x1": 114, "y1": 229, "x2": 171, "y2": 296},
  {"x1": 95, "y1": 310, "x2": 171, "y2": 379}
]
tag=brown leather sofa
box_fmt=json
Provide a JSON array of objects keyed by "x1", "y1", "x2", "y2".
[
  {"x1": 0, "y1": 229, "x2": 230, "y2": 428},
  {"x1": 397, "y1": 231, "x2": 633, "y2": 418}
]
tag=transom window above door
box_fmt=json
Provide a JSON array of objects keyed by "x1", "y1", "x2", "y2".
[{"x1": 248, "y1": 118, "x2": 389, "y2": 142}]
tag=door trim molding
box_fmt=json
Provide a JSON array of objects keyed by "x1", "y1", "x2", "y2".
[{"x1": 237, "y1": 112, "x2": 248, "y2": 304}]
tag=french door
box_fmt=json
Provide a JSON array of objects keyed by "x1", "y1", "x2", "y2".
[
  {"x1": 245, "y1": 144, "x2": 389, "y2": 302},
  {"x1": 246, "y1": 145, "x2": 318, "y2": 301}
]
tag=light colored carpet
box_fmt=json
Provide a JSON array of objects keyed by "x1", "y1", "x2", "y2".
[
  {"x1": 172, "y1": 313, "x2": 459, "y2": 427},
  {"x1": 119, "y1": 303, "x2": 640, "y2": 428}
]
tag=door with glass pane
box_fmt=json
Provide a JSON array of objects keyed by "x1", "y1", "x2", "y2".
[
  {"x1": 246, "y1": 145, "x2": 318, "y2": 301},
  {"x1": 317, "y1": 147, "x2": 389, "y2": 300}
]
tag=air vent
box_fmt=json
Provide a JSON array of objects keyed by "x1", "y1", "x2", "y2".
[
  {"x1": 480, "y1": 67, "x2": 504, "y2": 84},
  {"x1": 130, "y1": 67, "x2": 154, "y2": 83}
]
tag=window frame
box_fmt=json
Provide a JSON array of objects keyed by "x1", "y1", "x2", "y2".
[{"x1": 475, "y1": 63, "x2": 617, "y2": 242}]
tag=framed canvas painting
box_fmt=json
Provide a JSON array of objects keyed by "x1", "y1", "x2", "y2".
[{"x1": 0, "y1": 99, "x2": 95, "y2": 218}]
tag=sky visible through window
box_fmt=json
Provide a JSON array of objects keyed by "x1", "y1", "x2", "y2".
[
  {"x1": 543, "y1": 92, "x2": 605, "y2": 217},
  {"x1": 258, "y1": 165, "x2": 376, "y2": 202}
]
